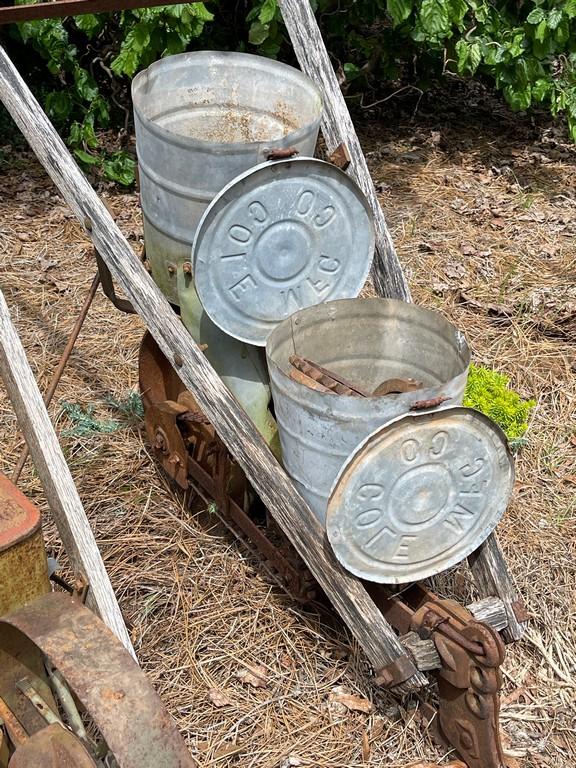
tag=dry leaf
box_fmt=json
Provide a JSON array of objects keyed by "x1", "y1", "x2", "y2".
[
  {"x1": 459, "y1": 242, "x2": 476, "y2": 256},
  {"x1": 330, "y1": 692, "x2": 374, "y2": 714},
  {"x1": 235, "y1": 665, "x2": 268, "y2": 688},
  {"x1": 444, "y1": 261, "x2": 466, "y2": 280},
  {"x1": 38, "y1": 255, "x2": 57, "y2": 271},
  {"x1": 208, "y1": 688, "x2": 232, "y2": 707},
  {"x1": 562, "y1": 475, "x2": 576, "y2": 485},
  {"x1": 214, "y1": 743, "x2": 244, "y2": 759}
]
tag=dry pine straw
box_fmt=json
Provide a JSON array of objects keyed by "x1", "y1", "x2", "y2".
[{"x1": 0, "y1": 97, "x2": 575, "y2": 768}]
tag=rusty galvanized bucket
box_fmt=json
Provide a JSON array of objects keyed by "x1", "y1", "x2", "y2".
[
  {"x1": 132, "y1": 51, "x2": 323, "y2": 304},
  {"x1": 265, "y1": 298, "x2": 471, "y2": 522}
]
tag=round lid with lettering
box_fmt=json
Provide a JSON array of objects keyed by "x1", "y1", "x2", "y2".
[
  {"x1": 326, "y1": 407, "x2": 514, "y2": 585},
  {"x1": 192, "y1": 158, "x2": 374, "y2": 346}
]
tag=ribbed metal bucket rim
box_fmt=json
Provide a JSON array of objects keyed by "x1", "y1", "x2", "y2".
[{"x1": 131, "y1": 50, "x2": 323, "y2": 152}]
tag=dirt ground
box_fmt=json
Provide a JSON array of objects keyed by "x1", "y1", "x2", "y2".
[{"x1": 0, "y1": 84, "x2": 574, "y2": 767}]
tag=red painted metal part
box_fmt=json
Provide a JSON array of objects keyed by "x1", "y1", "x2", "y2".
[
  {"x1": 0, "y1": 475, "x2": 40, "y2": 553},
  {"x1": 0, "y1": 593, "x2": 196, "y2": 768}
]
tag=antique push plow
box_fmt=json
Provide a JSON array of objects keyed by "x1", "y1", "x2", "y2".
[{"x1": 0, "y1": 4, "x2": 528, "y2": 763}]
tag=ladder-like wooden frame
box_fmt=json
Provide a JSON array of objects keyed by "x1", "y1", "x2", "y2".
[{"x1": 0, "y1": 1, "x2": 525, "y2": 690}]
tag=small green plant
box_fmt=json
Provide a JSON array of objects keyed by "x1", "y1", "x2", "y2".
[
  {"x1": 464, "y1": 363, "x2": 536, "y2": 445},
  {"x1": 105, "y1": 391, "x2": 144, "y2": 423},
  {"x1": 60, "y1": 401, "x2": 120, "y2": 436}
]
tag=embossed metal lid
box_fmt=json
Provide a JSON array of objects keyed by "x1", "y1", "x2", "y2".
[
  {"x1": 326, "y1": 408, "x2": 514, "y2": 585},
  {"x1": 192, "y1": 158, "x2": 375, "y2": 346}
]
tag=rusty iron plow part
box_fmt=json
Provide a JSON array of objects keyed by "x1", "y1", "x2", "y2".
[
  {"x1": 139, "y1": 333, "x2": 512, "y2": 768},
  {"x1": 0, "y1": 592, "x2": 195, "y2": 768},
  {"x1": 139, "y1": 332, "x2": 313, "y2": 599},
  {"x1": 411, "y1": 598, "x2": 507, "y2": 768},
  {"x1": 8, "y1": 723, "x2": 97, "y2": 768}
]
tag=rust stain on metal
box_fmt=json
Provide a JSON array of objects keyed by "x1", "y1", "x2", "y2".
[
  {"x1": 0, "y1": 474, "x2": 50, "y2": 618},
  {"x1": 289, "y1": 367, "x2": 332, "y2": 393},
  {"x1": 327, "y1": 142, "x2": 351, "y2": 170},
  {"x1": 409, "y1": 395, "x2": 452, "y2": 411},
  {"x1": 511, "y1": 599, "x2": 530, "y2": 624},
  {"x1": 372, "y1": 377, "x2": 423, "y2": 396},
  {"x1": 410, "y1": 597, "x2": 506, "y2": 768},
  {"x1": 1, "y1": 593, "x2": 196, "y2": 768},
  {"x1": 139, "y1": 332, "x2": 309, "y2": 597},
  {"x1": 265, "y1": 146, "x2": 299, "y2": 161},
  {"x1": 0, "y1": 696, "x2": 27, "y2": 747},
  {"x1": 374, "y1": 654, "x2": 416, "y2": 689}
]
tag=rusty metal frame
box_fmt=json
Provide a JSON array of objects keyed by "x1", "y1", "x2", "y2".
[
  {"x1": 138, "y1": 335, "x2": 512, "y2": 768},
  {"x1": 0, "y1": 0, "x2": 204, "y2": 25}
]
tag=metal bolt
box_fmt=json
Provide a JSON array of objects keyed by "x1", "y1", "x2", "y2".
[
  {"x1": 167, "y1": 263, "x2": 177, "y2": 275},
  {"x1": 154, "y1": 430, "x2": 167, "y2": 453},
  {"x1": 182, "y1": 262, "x2": 193, "y2": 275},
  {"x1": 375, "y1": 669, "x2": 392, "y2": 687}
]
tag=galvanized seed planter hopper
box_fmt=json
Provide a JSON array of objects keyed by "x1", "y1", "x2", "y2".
[{"x1": 0, "y1": 4, "x2": 528, "y2": 764}]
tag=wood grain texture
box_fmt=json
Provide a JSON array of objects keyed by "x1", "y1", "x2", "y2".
[
  {"x1": 401, "y1": 631, "x2": 441, "y2": 671},
  {"x1": 468, "y1": 532, "x2": 526, "y2": 642},
  {"x1": 0, "y1": 288, "x2": 134, "y2": 657},
  {"x1": 467, "y1": 596, "x2": 509, "y2": 633},
  {"x1": 0, "y1": 45, "x2": 426, "y2": 690},
  {"x1": 277, "y1": 0, "x2": 411, "y2": 302}
]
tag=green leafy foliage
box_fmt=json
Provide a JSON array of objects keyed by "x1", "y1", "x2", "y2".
[
  {"x1": 105, "y1": 392, "x2": 144, "y2": 423},
  {"x1": 8, "y1": 3, "x2": 212, "y2": 184},
  {"x1": 314, "y1": 1, "x2": 576, "y2": 140},
  {"x1": 463, "y1": 363, "x2": 536, "y2": 445},
  {"x1": 7, "y1": 0, "x2": 576, "y2": 179}
]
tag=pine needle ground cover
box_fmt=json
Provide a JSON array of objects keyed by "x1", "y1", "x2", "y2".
[{"x1": 0, "y1": 88, "x2": 574, "y2": 766}]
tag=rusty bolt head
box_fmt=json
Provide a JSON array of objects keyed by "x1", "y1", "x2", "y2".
[
  {"x1": 173, "y1": 353, "x2": 183, "y2": 367},
  {"x1": 182, "y1": 262, "x2": 193, "y2": 275},
  {"x1": 375, "y1": 669, "x2": 393, "y2": 687},
  {"x1": 167, "y1": 263, "x2": 177, "y2": 275},
  {"x1": 154, "y1": 430, "x2": 167, "y2": 453}
]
